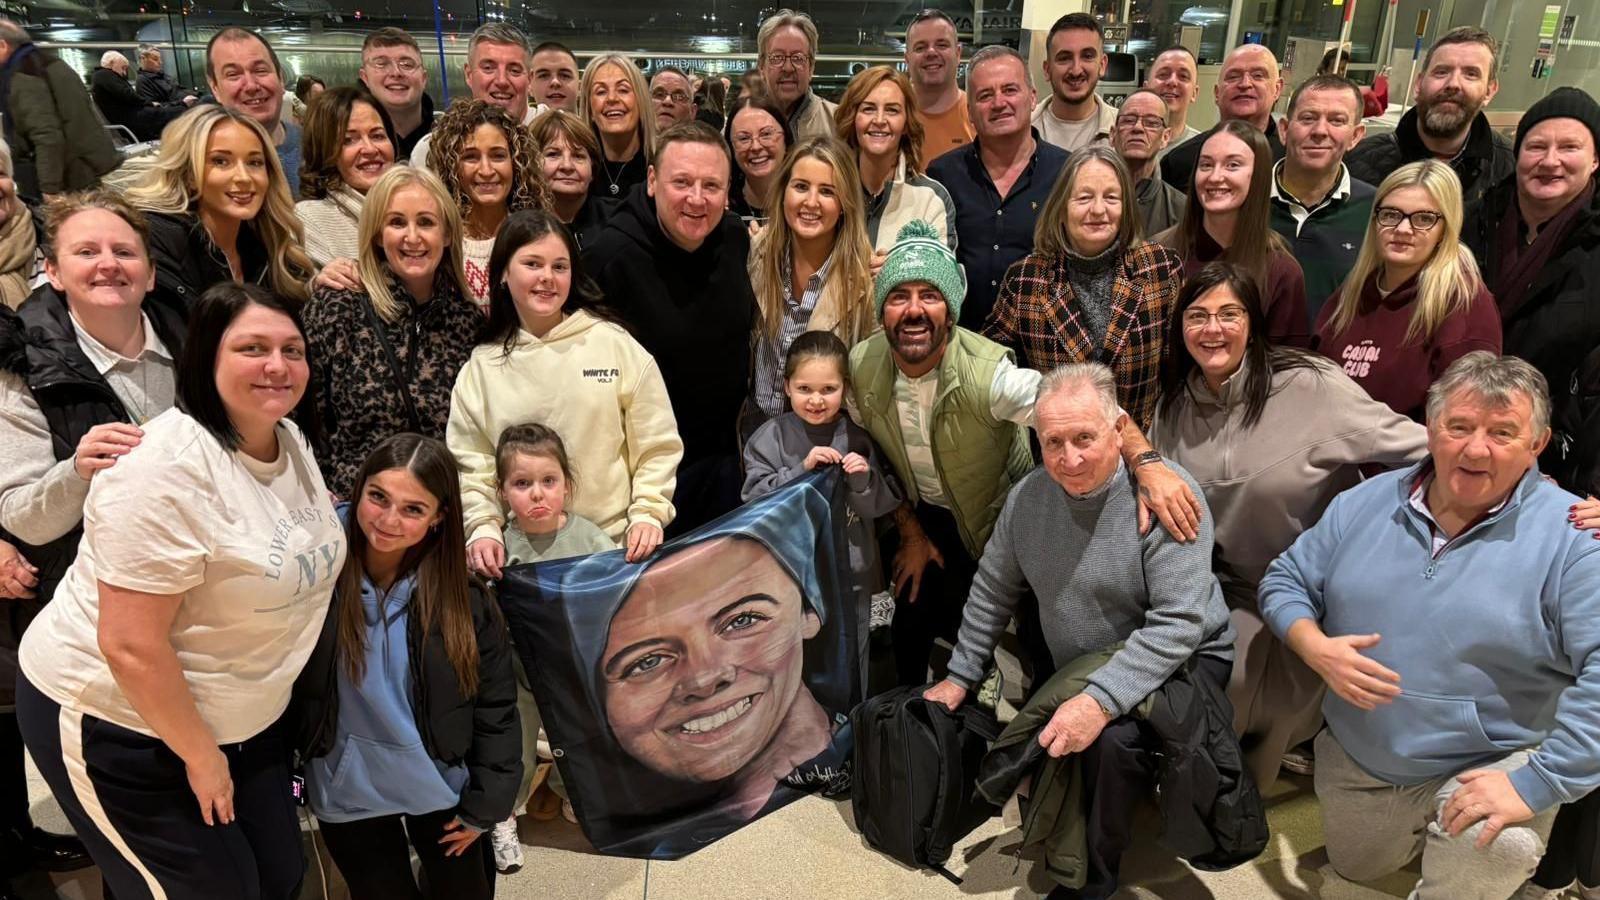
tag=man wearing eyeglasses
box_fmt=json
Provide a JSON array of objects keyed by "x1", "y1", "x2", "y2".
[
  {"x1": 1112, "y1": 89, "x2": 1186, "y2": 237},
  {"x1": 1269, "y1": 74, "x2": 1376, "y2": 322},
  {"x1": 649, "y1": 67, "x2": 696, "y2": 132},
  {"x1": 1031, "y1": 13, "x2": 1119, "y2": 153},
  {"x1": 757, "y1": 9, "x2": 837, "y2": 142},
  {"x1": 358, "y1": 27, "x2": 433, "y2": 161},
  {"x1": 1160, "y1": 43, "x2": 1286, "y2": 191}
]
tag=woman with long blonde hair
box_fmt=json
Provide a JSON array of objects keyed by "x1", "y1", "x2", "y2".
[
  {"x1": 109, "y1": 104, "x2": 312, "y2": 308},
  {"x1": 746, "y1": 135, "x2": 875, "y2": 426},
  {"x1": 426, "y1": 98, "x2": 549, "y2": 309},
  {"x1": 832, "y1": 65, "x2": 956, "y2": 254},
  {"x1": 1315, "y1": 159, "x2": 1501, "y2": 420},
  {"x1": 302, "y1": 165, "x2": 481, "y2": 496},
  {"x1": 579, "y1": 54, "x2": 656, "y2": 203}
]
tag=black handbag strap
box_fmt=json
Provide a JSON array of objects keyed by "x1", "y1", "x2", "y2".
[{"x1": 360, "y1": 298, "x2": 422, "y2": 433}]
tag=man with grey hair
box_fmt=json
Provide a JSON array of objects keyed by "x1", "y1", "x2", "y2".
[
  {"x1": 91, "y1": 50, "x2": 168, "y2": 142},
  {"x1": 1112, "y1": 88, "x2": 1185, "y2": 237},
  {"x1": 1260, "y1": 351, "x2": 1600, "y2": 898},
  {"x1": 410, "y1": 22, "x2": 544, "y2": 167},
  {"x1": 757, "y1": 9, "x2": 836, "y2": 141},
  {"x1": 0, "y1": 18, "x2": 117, "y2": 201},
  {"x1": 133, "y1": 44, "x2": 197, "y2": 114},
  {"x1": 926, "y1": 361, "x2": 1234, "y2": 898}
]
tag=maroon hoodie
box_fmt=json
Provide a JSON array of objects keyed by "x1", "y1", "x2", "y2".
[{"x1": 1313, "y1": 272, "x2": 1502, "y2": 421}]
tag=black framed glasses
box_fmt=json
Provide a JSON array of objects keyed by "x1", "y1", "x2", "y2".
[{"x1": 1374, "y1": 206, "x2": 1442, "y2": 232}]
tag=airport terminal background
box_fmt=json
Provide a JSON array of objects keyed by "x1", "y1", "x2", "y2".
[{"x1": 13, "y1": 0, "x2": 1600, "y2": 897}]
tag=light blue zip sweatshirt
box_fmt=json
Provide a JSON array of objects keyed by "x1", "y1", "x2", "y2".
[
  {"x1": 307, "y1": 572, "x2": 469, "y2": 823},
  {"x1": 1259, "y1": 461, "x2": 1600, "y2": 813}
]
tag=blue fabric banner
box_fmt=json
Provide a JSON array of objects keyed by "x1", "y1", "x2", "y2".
[{"x1": 497, "y1": 469, "x2": 861, "y2": 859}]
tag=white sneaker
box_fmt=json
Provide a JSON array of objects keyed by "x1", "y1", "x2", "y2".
[{"x1": 489, "y1": 815, "x2": 523, "y2": 874}]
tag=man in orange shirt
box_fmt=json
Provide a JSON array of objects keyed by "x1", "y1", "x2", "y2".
[{"x1": 905, "y1": 9, "x2": 974, "y2": 164}]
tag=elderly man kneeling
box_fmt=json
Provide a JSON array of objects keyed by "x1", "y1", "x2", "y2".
[
  {"x1": 925, "y1": 362, "x2": 1234, "y2": 899},
  {"x1": 1261, "y1": 351, "x2": 1600, "y2": 899}
]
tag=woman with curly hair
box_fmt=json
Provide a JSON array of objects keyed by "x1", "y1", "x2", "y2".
[
  {"x1": 107, "y1": 104, "x2": 313, "y2": 310},
  {"x1": 579, "y1": 54, "x2": 655, "y2": 205},
  {"x1": 426, "y1": 98, "x2": 549, "y2": 310}
]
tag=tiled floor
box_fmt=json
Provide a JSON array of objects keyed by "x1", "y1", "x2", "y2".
[{"x1": 20, "y1": 750, "x2": 1477, "y2": 900}]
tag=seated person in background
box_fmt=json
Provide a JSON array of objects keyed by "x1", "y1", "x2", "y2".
[
  {"x1": 925, "y1": 362, "x2": 1234, "y2": 900},
  {"x1": 1260, "y1": 351, "x2": 1600, "y2": 900}
]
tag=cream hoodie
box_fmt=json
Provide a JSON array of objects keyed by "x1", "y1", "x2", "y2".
[{"x1": 447, "y1": 309, "x2": 682, "y2": 545}]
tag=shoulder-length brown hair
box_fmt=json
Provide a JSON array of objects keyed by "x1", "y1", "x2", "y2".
[
  {"x1": 1034, "y1": 145, "x2": 1141, "y2": 259},
  {"x1": 299, "y1": 85, "x2": 395, "y2": 200},
  {"x1": 336, "y1": 433, "x2": 484, "y2": 695},
  {"x1": 1172, "y1": 119, "x2": 1287, "y2": 285},
  {"x1": 832, "y1": 65, "x2": 926, "y2": 175},
  {"x1": 426, "y1": 98, "x2": 550, "y2": 221}
]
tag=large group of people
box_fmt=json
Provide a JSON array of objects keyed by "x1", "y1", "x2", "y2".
[{"x1": 0, "y1": 10, "x2": 1597, "y2": 900}]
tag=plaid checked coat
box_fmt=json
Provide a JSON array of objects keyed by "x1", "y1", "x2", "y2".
[{"x1": 981, "y1": 241, "x2": 1185, "y2": 429}]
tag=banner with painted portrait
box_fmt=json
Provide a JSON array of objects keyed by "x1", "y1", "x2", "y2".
[{"x1": 497, "y1": 470, "x2": 860, "y2": 859}]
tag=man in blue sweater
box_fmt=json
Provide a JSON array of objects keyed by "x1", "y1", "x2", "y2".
[
  {"x1": 926, "y1": 362, "x2": 1233, "y2": 899},
  {"x1": 1260, "y1": 351, "x2": 1600, "y2": 899}
]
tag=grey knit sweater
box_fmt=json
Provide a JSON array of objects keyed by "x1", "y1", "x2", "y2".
[{"x1": 947, "y1": 461, "x2": 1234, "y2": 716}]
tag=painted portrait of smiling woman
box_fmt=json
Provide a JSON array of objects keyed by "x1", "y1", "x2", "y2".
[{"x1": 497, "y1": 472, "x2": 857, "y2": 859}]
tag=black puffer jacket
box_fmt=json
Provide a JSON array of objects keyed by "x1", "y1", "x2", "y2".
[
  {"x1": 144, "y1": 210, "x2": 272, "y2": 312},
  {"x1": 0, "y1": 286, "x2": 186, "y2": 707},
  {"x1": 292, "y1": 577, "x2": 522, "y2": 829},
  {"x1": 1346, "y1": 108, "x2": 1513, "y2": 214},
  {"x1": 1464, "y1": 178, "x2": 1600, "y2": 486}
]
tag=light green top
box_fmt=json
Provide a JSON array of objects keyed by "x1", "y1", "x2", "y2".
[{"x1": 503, "y1": 514, "x2": 617, "y2": 566}]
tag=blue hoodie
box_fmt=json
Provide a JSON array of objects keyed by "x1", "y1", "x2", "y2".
[
  {"x1": 306, "y1": 571, "x2": 469, "y2": 823},
  {"x1": 1259, "y1": 461, "x2": 1600, "y2": 813}
]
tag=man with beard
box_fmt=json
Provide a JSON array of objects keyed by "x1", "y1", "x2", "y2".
[
  {"x1": 849, "y1": 220, "x2": 1038, "y2": 687},
  {"x1": 757, "y1": 9, "x2": 837, "y2": 142},
  {"x1": 849, "y1": 221, "x2": 1205, "y2": 687},
  {"x1": 1269, "y1": 74, "x2": 1375, "y2": 321},
  {"x1": 1113, "y1": 89, "x2": 1186, "y2": 237},
  {"x1": 1346, "y1": 27, "x2": 1512, "y2": 212},
  {"x1": 1160, "y1": 43, "x2": 1285, "y2": 191},
  {"x1": 410, "y1": 23, "x2": 544, "y2": 168},
  {"x1": 357, "y1": 28, "x2": 432, "y2": 162},
  {"x1": 904, "y1": 9, "x2": 973, "y2": 162},
  {"x1": 928, "y1": 46, "x2": 1068, "y2": 331},
  {"x1": 1031, "y1": 13, "x2": 1119, "y2": 153}
]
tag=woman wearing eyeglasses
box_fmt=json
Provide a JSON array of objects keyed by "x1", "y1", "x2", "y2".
[
  {"x1": 1315, "y1": 160, "x2": 1501, "y2": 421},
  {"x1": 1150, "y1": 261, "x2": 1427, "y2": 791},
  {"x1": 726, "y1": 95, "x2": 792, "y2": 224}
]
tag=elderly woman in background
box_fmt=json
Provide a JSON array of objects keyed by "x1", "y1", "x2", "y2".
[
  {"x1": 530, "y1": 110, "x2": 612, "y2": 249},
  {"x1": 294, "y1": 85, "x2": 397, "y2": 267},
  {"x1": 0, "y1": 139, "x2": 37, "y2": 309}
]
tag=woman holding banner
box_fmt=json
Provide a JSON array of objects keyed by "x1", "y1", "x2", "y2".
[{"x1": 293, "y1": 432, "x2": 519, "y2": 899}]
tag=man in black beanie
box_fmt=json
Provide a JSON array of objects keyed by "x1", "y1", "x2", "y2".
[{"x1": 1470, "y1": 85, "x2": 1600, "y2": 897}]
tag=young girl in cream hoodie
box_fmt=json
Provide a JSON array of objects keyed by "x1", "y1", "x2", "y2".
[{"x1": 446, "y1": 209, "x2": 683, "y2": 579}]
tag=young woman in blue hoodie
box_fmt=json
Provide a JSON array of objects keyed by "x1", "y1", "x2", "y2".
[{"x1": 293, "y1": 433, "x2": 520, "y2": 899}]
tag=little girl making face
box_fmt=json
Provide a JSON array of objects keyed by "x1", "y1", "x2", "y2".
[
  {"x1": 499, "y1": 447, "x2": 573, "y2": 537},
  {"x1": 784, "y1": 343, "x2": 867, "y2": 477}
]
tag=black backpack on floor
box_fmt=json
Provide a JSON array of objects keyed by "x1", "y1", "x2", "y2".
[{"x1": 849, "y1": 686, "x2": 1002, "y2": 882}]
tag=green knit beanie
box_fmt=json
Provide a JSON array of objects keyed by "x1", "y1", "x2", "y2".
[{"x1": 873, "y1": 219, "x2": 966, "y2": 322}]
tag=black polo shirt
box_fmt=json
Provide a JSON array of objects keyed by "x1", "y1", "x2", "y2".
[{"x1": 927, "y1": 129, "x2": 1070, "y2": 330}]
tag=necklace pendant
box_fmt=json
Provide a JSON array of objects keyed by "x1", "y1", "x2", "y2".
[{"x1": 610, "y1": 183, "x2": 619, "y2": 195}]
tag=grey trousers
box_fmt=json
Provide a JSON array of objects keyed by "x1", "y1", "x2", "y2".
[{"x1": 1315, "y1": 729, "x2": 1558, "y2": 900}]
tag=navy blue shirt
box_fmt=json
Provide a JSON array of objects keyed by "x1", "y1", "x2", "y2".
[{"x1": 927, "y1": 129, "x2": 1069, "y2": 330}]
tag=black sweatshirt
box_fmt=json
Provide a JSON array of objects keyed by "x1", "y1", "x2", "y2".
[{"x1": 583, "y1": 184, "x2": 756, "y2": 465}]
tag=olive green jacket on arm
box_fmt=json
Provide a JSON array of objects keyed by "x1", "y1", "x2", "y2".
[
  {"x1": 9, "y1": 58, "x2": 119, "y2": 196},
  {"x1": 848, "y1": 326, "x2": 1033, "y2": 558}
]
